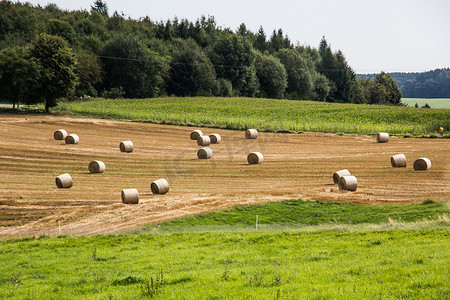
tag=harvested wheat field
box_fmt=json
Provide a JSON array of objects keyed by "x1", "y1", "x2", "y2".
[{"x1": 0, "y1": 114, "x2": 449, "y2": 238}]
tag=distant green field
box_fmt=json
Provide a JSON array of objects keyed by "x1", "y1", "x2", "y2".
[
  {"x1": 56, "y1": 97, "x2": 450, "y2": 136},
  {"x1": 402, "y1": 98, "x2": 450, "y2": 109},
  {"x1": 1, "y1": 200, "x2": 449, "y2": 299}
]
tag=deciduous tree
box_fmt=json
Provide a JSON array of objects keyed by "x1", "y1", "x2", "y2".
[
  {"x1": 255, "y1": 52, "x2": 286, "y2": 99},
  {"x1": 0, "y1": 46, "x2": 40, "y2": 109},
  {"x1": 30, "y1": 34, "x2": 77, "y2": 111},
  {"x1": 100, "y1": 35, "x2": 168, "y2": 98}
]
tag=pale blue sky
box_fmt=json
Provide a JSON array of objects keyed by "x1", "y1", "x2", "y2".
[{"x1": 19, "y1": 0, "x2": 450, "y2": 73}]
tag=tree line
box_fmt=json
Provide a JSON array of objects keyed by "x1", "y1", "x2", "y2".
[
  {"x1": 0, "y1": 0, "x2": 402, "y2": 111},
  {"x1": 359, "y1": 68, "x2": 450, "y2": 99},
  {"x1": 391, "y1": 69, "x2": 450, "y2": 98}
]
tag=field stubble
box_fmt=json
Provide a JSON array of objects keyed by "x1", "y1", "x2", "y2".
[{"x1": 0, "y1": 114, "x2": 449, "y2": 238}]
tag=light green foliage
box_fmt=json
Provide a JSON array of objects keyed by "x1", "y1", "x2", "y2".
[
  {"x1": 47, "y1": 19, "x2": 76, "y2": 44},
  {"x1": 402, "y1": 98, "x2": 450, "y2": 109},
  {"x1": 56, "y1": 97, "x2": 450, "y2": 135}
]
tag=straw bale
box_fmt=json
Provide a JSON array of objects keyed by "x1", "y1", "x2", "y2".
[
  {"x1": 245, "y1": 129, "x2": 258, "y2": 139},
  {"x1": 333, "y1": 169, "x2": 351, "y2": 184},
  {"x1": 209, "y1": 133, "x2": 221, "y2": 144},
  {"x1": 377, "y1": 132, "x2": 389, "y2": 143},
  {"x1": 65, "y1": 134, "x2": 79, "y2": 144},
  {"x1": 391, "y1": 154, "x2": 407, "y2": 168},
  {"x1": 89, "y1": 160, "x2": 105, "y2": 173},
  {"x1": 120, "y1": 141, "x2": 134, "y2": 153},
  {"x1": 121, "y1": 188, "x2": 139, "y2": 204},
  {"x1": 190, "y1": 130, "x2": 203, "y2": 140},
  {"x1": 151, "y1": 178, "x2": 169, "y2": 194},
  {"x1": 197, "y1": 147, "x2": 212, "y2": 159},
  {"x1": 197, "y1": 135, "x2": 211, "y2": 146},
  {"x1": 413, "y1": 158, "x2": 431, "y2": 171},
  {"x1": 338, "y1": 175, "x2": 357, "y2": 191},
  {"x1": 247, "y1": 152, "x2": 264, "y2": 164},
  {"x1": 54, "y1": 129, "x2": 68, "y2": 140},
  {"x1": 55, "y1": 173, "x2": 73, "y2": 188}
]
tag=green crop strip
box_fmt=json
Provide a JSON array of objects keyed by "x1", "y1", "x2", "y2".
[{"x1": 56, "y1": 97, "x2": 450, "y2": 136}]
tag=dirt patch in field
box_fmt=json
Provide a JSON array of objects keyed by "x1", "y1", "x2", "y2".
[{"x1": 0, "y1": 114, "x2": 448, "y2": 238}]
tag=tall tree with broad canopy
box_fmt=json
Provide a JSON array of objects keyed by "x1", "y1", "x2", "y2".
[
  {"x1": 30, "y1": 34, "x2": 77, "y2": 111},
  {"x1": 209, "y1": 34, "x2": 259, "y2": 96},
  {"x1": 276, "y1": 48, "x2": 313, "y2": 99},
  {"x1": 255, "y1": 52, "x2": 286, "y2": 99},
  {"x1": 0, "y1": 46, "x2": 40, "y2": 109},
  {"x1": 374, "y1": 72, "x2": 402, "y2": 105},
  {"x1": 168, "y1": 40, "x2": 217, "y2": 96},
  {"x1": 100, "y1": 35, "x2": 168, "y2": 98}
]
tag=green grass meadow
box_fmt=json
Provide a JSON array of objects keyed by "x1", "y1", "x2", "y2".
[
  {"x1": 402, "y1": 98, "x2": 450, "y2": 109},
  {"x1": 56, "y1": 97, "x2": 450, "y2": 136},
  {"x1": 1, "y1": 200, "x2": 449, "y2": 299}
]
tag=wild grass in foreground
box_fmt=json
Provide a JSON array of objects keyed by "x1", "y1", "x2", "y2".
[
  {"x1": 55, "y1": 97, "x2": 450, "y2": 135},
  {"x1": 0, "y1": 201, "x2": 448, "y2": 299}
]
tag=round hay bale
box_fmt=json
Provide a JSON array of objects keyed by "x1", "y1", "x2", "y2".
[
  {"x1": 197, "y1": 135, "x2": 211, "y2": 146},
  {"x1": 197, "y1": 147, "x2": 212, "y2": 159},
  {"x1": 247, "y1": 152, "x2": 263, "y2": 164},
  {"x1": 121, "y1": 188, "x2": 139, "y2": 204},
  {"x1": 209, "y1": 133, "x2": 221, "y2": 144},
  {"x1": 245, "y1": 129, "x2": 258, "y2": 139},
  {"x1": 88, "y1": 160, "x2": 105, "y2": 173},
  {"x1": 151, "y1": 178, "x2": 169, "y2": 194},
  {"x1": 65, "y1": 134, "x2": 79, "y2": 144},
  {"x1": 54, "y1": 129, "x2": 68, "y2": 140},
  {"x1": 377, "y1": 132, "x2": 389, "y2": 143},
  {"x1": 391, "y1": 154, "x2": 407, "y2": 168},
  {"x1": 413, "y1": 158, "x2": 431, "y2": 171},
  {"x1": 333, "y1": 169, "x2": 351, "y2": 184},
  {"x1": 55, "y1": 173, "x2": 73, "y2": 188},
  {"x1": 338, "y1": 175, "x2": 358, "y2": 191},
  {"x1": 190, "y1": 130, "x2": 203, "y2": 140},
  {"x1": 120, "y1": 141, "x2": 133, "y2": 153}
]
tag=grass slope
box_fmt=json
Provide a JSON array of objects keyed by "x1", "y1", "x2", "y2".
[
  {"x1": 158, "y1": 199, "x2": 449, "y2": 229},
  {"x1": 1, "y1": 201, "x2": 449, "y2": 299},
  {"x1": 56, "y1": 97, "x2": 450, "y2": 135}
]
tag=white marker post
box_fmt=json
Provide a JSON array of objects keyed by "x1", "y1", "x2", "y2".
[
  {"x1": 256, "y1": 215, "x2": 258, "y2": 231},
  {"x1": 58, "y1": 219, "x2": 61, "y2": 235}
]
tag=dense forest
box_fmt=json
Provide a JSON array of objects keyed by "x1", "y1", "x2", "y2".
[
  {"x1": 0, "y1": 0, "x2": 402, "y2": 110},
  {"x1": 359, "y1": 68, "x2": 450, "y2": 98}
]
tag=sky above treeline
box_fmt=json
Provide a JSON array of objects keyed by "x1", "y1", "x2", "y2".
[{"x1": 18, "y1": 0, "x2": 450, "y2": 74}]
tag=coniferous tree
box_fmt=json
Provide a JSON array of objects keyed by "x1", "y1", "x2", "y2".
[
  {"x1": 91, "y1": 0, "x2": 108, "y2": 17},
  {"x1": 254, "y1": 26, "x2": 267, "y2": 53}
]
